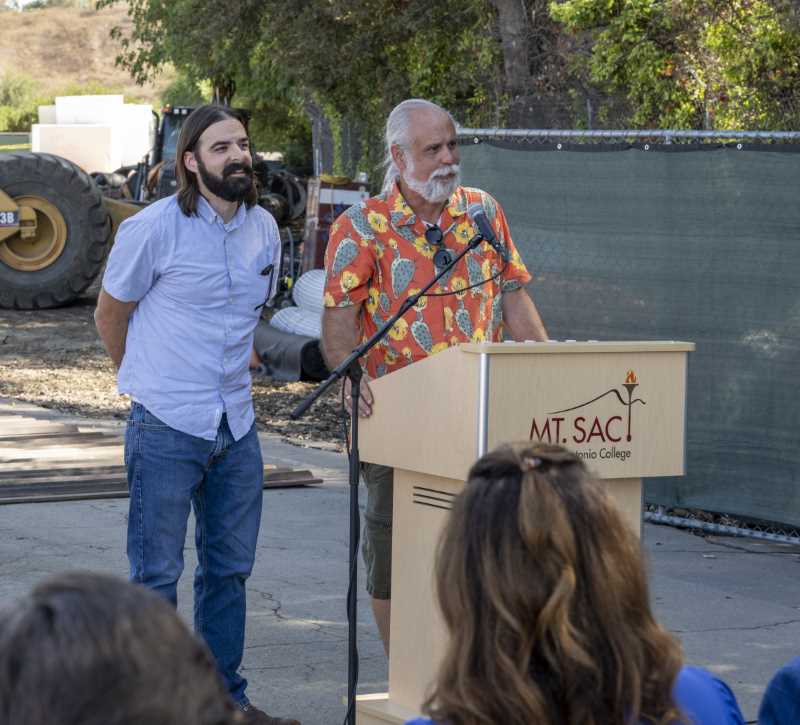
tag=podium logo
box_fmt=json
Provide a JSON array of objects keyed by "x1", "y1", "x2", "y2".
[{"x1": 529, "y1": 370, "x2": 646, "y2": 446}]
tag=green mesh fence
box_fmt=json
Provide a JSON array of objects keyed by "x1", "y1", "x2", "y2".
[{"x1": 459, "y1": 138, "x2": 800, "y2": 528}]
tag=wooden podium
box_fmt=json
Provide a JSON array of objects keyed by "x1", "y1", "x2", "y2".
[{"x1": 354, "y1": 340, "x2": 694, "y2": 724}]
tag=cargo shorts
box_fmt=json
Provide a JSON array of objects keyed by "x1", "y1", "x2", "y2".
[{"x1": 361, "y1": 462, "x2": 393, "y2": 600}]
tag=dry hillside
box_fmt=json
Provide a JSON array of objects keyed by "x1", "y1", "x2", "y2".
[{"x1": 0, "y1": 2, "x2": 174, "y2": 103}]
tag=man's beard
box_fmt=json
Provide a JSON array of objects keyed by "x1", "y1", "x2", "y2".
[
  {"x1": 403, "y1": 163, "x2": 460, "y2": 204},
  {"x1": 196, "y1": 155, "x2": 255, "y2": 203}
]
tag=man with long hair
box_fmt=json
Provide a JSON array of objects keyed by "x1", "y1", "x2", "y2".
[
  {"x1": 321, "y1": 98, "x2": 548, "y2": 654},
  {"x1": 94, "y1": 105, "x2": 298, "y2": 725},
  {"x1": 407, "y1": 443, "x2": 745, "y2": 725}
]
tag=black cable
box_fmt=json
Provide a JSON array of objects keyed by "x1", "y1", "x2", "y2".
[
  {"x1": 339, "y1": 378, "x2": 349, "y2": 455},
  {"x1": 422, "y1": 258, "x2": 509, "y2": 297}
]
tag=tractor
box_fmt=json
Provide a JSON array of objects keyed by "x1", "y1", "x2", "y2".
[{"x1": 0, "y1": 106, "x2": 306, "y2": 310}]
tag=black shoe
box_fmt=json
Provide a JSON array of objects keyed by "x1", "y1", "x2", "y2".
[{"x1": 240, "y1": 702, "x2": 301, "y2": 725}]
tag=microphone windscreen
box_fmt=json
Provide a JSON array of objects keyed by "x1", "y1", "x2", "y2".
[{"x1": 467, "y1": 202, "x2": 485, "y2": 219}]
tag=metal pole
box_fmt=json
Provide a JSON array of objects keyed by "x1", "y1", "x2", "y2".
[
  {"x1": 345, "y1": 363, "x2": 361, "y2": 725},
  {"x1": 457, "y1": 127, "x2": 800, "y2": 142},
  {"x1": 645, "y1": 509, "x2": 800, "y2": 545}
]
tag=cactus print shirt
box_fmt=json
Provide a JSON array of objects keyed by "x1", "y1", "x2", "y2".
[{"x1": 323, "y1": 183, "x2": 532, "y2": 379}]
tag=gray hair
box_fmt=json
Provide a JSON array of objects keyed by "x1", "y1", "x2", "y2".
[{"x1": 381, "y1": 99, "x2": 457, "y2": 193}]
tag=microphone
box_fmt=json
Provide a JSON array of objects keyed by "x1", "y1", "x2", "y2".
[{"x1": 467, "y1": 203, "x2": 510, "y2": 262}]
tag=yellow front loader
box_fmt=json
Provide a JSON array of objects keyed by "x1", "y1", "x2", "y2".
[{"x1": 0, "y1": 152, "x2": 140, "y2": 309}]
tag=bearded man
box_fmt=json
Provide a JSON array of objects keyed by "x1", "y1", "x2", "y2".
[
  {"x1": 94, "y1": 105, "x2": 298, "y2": 725},
  {"x1": 321, "y1": 98, "x2": 548, "y2": 655}
]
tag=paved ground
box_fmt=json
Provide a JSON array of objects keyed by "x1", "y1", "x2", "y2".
[{"x1": 1, "y1": 401, "x2": 798, "y2": 723}]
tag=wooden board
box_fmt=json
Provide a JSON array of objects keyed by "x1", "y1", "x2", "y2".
[{"x1": 0, "y1": 412, "x2": 322, "y2": 505}]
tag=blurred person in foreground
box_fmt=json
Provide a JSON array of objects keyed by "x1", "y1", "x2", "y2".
[
  {"x1": 94, "y1": 104, "x2": 295, "y2": 725},
  {"x1": 406, "y1": 443, "x2": 746, "y2": 725},
  {"x1": 759, "y1": 656, "x2": 800, "y2": 724},
  {"x1": 321, "y1": 98, "x2": 548, "y2": 654},
  {"x1": 0, "y1": 571, "x2": 242, "y2": 725}
]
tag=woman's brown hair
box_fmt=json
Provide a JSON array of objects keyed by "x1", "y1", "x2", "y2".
[
  {"x1": 424, "y1": 443, "x2": 685, "y2": 725},
  {"x1": 175, "y1": 103, "x2": 258, "y2": 216}
]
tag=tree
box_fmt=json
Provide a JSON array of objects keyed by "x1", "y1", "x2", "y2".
[
  {"x1": 489, "y1": 0, "x2": 584, "y2": 127},
  {"x1": 549, "y1": 0, "x2": 800, "y2": 129},
  {"x1": 97, "y1": 0, "x2": 264, "y2": 101},
  {"x1": 99, "y1": 0, "x2": 799, "y2": 148},
  {"x1": 98, "y1": 0, "x2": 501, "y2": 177}
]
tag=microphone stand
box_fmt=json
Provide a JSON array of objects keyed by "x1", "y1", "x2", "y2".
[{"x1": 290, "y1": 232, "x2": 487, "y2": 725}]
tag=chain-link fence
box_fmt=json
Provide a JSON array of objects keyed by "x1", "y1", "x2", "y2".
[
  {"x1": 644, "y1": 505, "x2": 800, "y2": 544},
  {"x1": 458, "y1": 128, "x2": 800, "y2": 544},
  {"x1": 458, "y1": 127, "x2": 800, "y2": 144}
]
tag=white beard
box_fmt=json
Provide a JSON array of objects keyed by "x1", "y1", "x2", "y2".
[{"x1": 403, "y1": 163, "x2": 460, "y2": 204}]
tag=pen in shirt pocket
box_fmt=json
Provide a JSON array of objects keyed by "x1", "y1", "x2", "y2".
[{"x1": 260, "y1": 264, "x2": 274, "y2": 276}]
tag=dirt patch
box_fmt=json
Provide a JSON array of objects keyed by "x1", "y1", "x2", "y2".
[
  {"x1": 0, "y1": 295, "x2": 345, "y2": 449},
  {"x1": 0, "y1": 4, "x2": 174, "y2": 103}
]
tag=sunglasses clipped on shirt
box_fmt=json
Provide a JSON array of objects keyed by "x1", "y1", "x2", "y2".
[
  {"x1": 424, "y1": 224, "x2": 444, "y2": 247},
  {"x1": 425, "y1": 224, "x2": 454, "y2": 269}
]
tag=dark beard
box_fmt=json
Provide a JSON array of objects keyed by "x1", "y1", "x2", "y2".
[{"x1": 196, "y1": 156, "x2": 254, "y2": 203}]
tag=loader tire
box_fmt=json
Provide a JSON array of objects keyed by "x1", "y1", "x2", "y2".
[{"x1": 0, "y1": 152, "x2": 112, "y2": 309}]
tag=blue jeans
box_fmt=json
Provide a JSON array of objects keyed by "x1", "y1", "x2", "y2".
[{"x1": 125, "y1": 402, "x2": 263, "y2": 705}]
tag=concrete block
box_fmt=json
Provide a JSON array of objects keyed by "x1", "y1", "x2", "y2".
[
  {"x1": 119, "y1": 103, "x2": 154, "y2": 167},
  {"x1": 37, "y1": 105, "x2": 56, "y2": 124},
  {"x1": 54, "y1": 95, "x2": 124, "y2": 125},
  {"x1": 31, "y1": 124, "x2": 121, "y2": 173}
]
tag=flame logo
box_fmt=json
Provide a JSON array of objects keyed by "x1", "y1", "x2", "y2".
[{"x1": 545, "y1": 368, "x2": 646, "y2": 443}]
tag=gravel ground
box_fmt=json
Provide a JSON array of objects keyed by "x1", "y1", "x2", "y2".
[{"x1": 0, "y1": 294, "x2": 345, "y2": 447}]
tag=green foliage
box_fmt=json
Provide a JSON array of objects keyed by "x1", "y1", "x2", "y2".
[
  {"x1": 241, "y1": 92, "x2": 312, "y2": 174},
  {"x1": 96, "y1": 0, "x2": 264, "y2": 94},
  {"x1": 702, "y1": 2, "x2": 800, "y2": 128},
  {"x1": 397, "y1": 3, "x2": 502, "y2": 127},
  {"x1": 228, "y1": 0, "x2": 495, "y2": 175},
  {"x1": 96, "y1": 0, "x2": 499, "y2": 174},
  {"x1": 56, "y1": 80, "x2": 128, "y2": 97},
  {"x1": 0, "y1": 73, "x2": 39, "y2": 108},
  {"x1": 160, "y1": 74, "x2": 209, "y2": 108},
  {"x1": 0, "y1": 73, "x2": 141, "y2": 132},
  {"x1": 0, "y1": 73, "x2": 43, "y2": 132},
  {"x1": 95, "y1": 0, "x2": 800, "y2": 148},
  {"x1": 550, "y1": 0, "x2": 800, "y2": 129},
  {"x1": 0, "y1": 105, "x2": 35, "y2": 132}
]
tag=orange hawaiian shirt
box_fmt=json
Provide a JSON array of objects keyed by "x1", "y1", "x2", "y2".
[{"x1": 323, "y1": 182, "x2": 532, "y2": 379}]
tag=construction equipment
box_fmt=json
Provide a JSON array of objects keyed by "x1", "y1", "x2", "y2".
[{"x1": 0, "y1": 105, "x2": 306, "y2": 310}]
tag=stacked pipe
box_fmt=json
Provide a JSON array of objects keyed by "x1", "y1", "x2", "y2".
[{"x1": 253, "y1": 270, "x2": 328, "y2": 382}]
